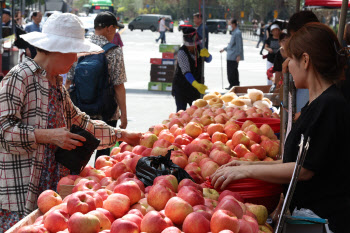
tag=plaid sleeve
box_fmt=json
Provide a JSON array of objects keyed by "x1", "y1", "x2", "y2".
[
  {"x1": 62, "y1": 87, "x2": 117, "y2": 149},
  {"x1": 107, "y1": 48, "x2": 127, "y2": 86},
  {"x1": 0, "y1": 69, "x2": 38, "y2": 154}
]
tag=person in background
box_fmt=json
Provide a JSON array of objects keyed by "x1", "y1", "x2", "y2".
[
  {"x1": 260, "y1": 21, "x2": 271, "y2": 55},
  {"x1": 193, "y1": 12, "x2": 209, "y2": 49},
  {"x1": 271, "y1": 32, "x2": 288, "y2": 90},
  {"x1": 2, "y1": 8, "x2": 12, "y2": 27},
  {"x1": 15, "y1": 11, "x2": 25, "y2": 28},
  {"x1": 220, "y1": 19, "x2": 244, "y2": 90},
  {"x1": 172, "y1": 27, "x2": 212, "y2": 111},
  {"x1": 156, "y1": 16, "x2": 169, "y2": 44},
  {"x1": 25, "y1": 11, "x2": 42, "y2": 33},
  {"x1": 256, "y1": 21, "x2": 265, "y2": 48},
  {"x1": 265, "y1": 24, "x2": 281, "y2": 85},
  {"x1": 0, "y1": 13, "x2": 141, "y2": 231},
  {"x1": 212, "y1": 22, "x2": 350, "y2": 233}
]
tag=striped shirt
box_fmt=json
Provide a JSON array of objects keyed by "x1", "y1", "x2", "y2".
[{"x1": 0, "y1": 58, "x2": 117, "y2": 215}]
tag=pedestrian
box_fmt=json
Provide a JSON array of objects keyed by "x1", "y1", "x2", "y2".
[
  {"x1": 264, "y1": 24, "x2": 281, "y2": 85},
  {"x1": 220, "y1": 19, "x2": 244, "y2": 90},
  {"x1": 0, "y1": 13, "x2": 141, "y2": 231},
  {"x1": 211, "y1": 22, "x2": 350, "y2": 233},
  {"x1": 271, "y1": 32, "x2": 288, "y2": 90},
  {"x1": 193, "y1": 12, "x2": 209, "y2": 49},
  {"x1": 2, "y1": 8, "x2": 13, "y2": 36},
  {"x1": 156, "y1": 16, "x2": 169, "y2": 44},
  {"x1": 260, "y1": 21, "x2": 271, "y2": 55},
  {"x1": 14, "y1": 10, "x2": 25, "y2": 28},
  {"x1": 67, "y1": 12, "x2": 128, "y2": 162},
  {"x1": 172, "y1": 27, "x2": 212, "y2": 111},
  {"x1": 24, "y1": 11, "x2": 42, "y2": 33},
  {"x1": 256, "y1": 21, "x2": 265, "y2": 48}
]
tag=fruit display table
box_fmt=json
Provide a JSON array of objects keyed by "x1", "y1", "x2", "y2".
[{"x1": 6, "y1": 209, "x2": 42, "y2": 233}]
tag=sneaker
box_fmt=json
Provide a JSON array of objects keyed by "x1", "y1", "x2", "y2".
[
  {"x1": 155, "y1": 39, "x2": 158, "y2": 43},
  {"x1": 225, "y1": 86, "x2": 232, "y2": 90}
]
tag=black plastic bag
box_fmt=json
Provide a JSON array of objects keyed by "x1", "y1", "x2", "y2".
[
  {"x1": 55, "y1": 125, "x2": 100, "y2": 174},
  {"x1": 136, "y1": 149, "x2": 194, "y2": 187}
]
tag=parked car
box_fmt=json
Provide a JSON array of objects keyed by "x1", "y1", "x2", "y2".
[
  {"x1": 128, "y1": 14, "x2": 173, "y2": 32},
  {"x1": 206, "y1": 19, "x2": 227, "y2": 34},
  {"x1": 178, "y1": 20, "x2": 193, "y2": 31}
]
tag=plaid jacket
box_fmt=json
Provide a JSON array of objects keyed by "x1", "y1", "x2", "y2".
[{"x1": 0, "y1": 59, "x2": 117, "y2": 215}]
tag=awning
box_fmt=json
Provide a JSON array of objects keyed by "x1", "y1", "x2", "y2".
[{"x1": 304, "y1": 0, "x2": 350, "y2": 8}]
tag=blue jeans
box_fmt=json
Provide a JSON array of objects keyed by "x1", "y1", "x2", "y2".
[{"x1": 157, "y1": 31, "x2": 166, "y2": 44}]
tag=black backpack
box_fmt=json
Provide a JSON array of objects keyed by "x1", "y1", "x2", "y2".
[{"x1": 69, "y1": 43, "x2": 118, "y2": 121}]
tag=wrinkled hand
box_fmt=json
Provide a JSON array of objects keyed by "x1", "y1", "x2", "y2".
[
  {"x1": 118, "y1": 130, "x2": 142, "y2": 146},
  {"x1": 200, "y1": 48, "x2": 210, "y2": 58},
  {"x1": 192, "y1": 80, "x2": 208, "y2": 94},
  {"x1": 119, "y1": 114, "x2": 128, "y2": 129},
  {"x1": 50, "y1": 127, "x2": 86, "y2": 150},
  {"x1": 210, "y1": 165, "x2": 249, "y2": 190}
]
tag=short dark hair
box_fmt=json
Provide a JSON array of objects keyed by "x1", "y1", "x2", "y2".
[
  {"x1": 231, "y1": 19, "x2": 237, "y2": 26},
  {"x1": 287, "y1": 11, "x2": 319, "y2": 35},
  {"x1": 193, "y1": 13, "x2": 202, "y2": 19},
  {"x1": 279, "y1": 32, "x2": 288, "y2": 41}
]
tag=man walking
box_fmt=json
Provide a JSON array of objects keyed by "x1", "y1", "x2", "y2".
[
  {"x1": 193, "y1": 12, "x2": 209, "y2": 48},
  {"x1": 220, "y1": 19, "x2": 244, "y2": 89},
  {"x1": 156, "y1": 16, "x2": 169, "y2": 44}
]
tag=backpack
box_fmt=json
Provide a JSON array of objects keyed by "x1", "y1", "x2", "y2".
[{"x1": 69, "y1": 43, "x2": 118, "y2": 121}]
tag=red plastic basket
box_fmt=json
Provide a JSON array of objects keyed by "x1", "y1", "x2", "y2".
[
  {"x1": 205, "y1": 178, "x2": 283, "y2": 213},
  {"x1": 235, "y1": 117, "x2": 281, "y2": 133}
]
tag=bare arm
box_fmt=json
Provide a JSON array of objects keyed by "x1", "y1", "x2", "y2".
[
  {"x1": 211, "y1": 162, "x2": 314, "y2": 190},
  {"x1": 34, "y1": 128, "x2": 85, "y2": 150},
  {"x1": 114, "y1": 83, "x2": 127, "y2": 129}
]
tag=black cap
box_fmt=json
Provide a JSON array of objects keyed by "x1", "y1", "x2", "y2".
[
  {"x1": 94, "y1": 12, "x2": 124, "y2": 29},
  {"x1": 183, "y1": 27, "x2": 202, "y2": 43},
  {"x1": 3, "y1": 8, "x2": 11, "y2": 16}
]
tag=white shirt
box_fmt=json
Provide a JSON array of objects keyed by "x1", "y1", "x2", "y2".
[{"x1": 159, "y1": 19, "x2": 166, "y2": 32}]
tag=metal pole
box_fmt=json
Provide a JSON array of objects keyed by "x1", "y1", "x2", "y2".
[
  {"x1": 200, "y1": 0, "x2": 206, "y2": 96},
  {"x1": 12, "y1": 0, "x2": 15, "y2": 34},
  {"x1": 337, "y1": 0, "x2": 349, "y2": 43},
  {"x1": 0, "y1": 2, "x2": 3, "y2": 40},
  {"x1": 280, "y1": 72, "x2": 289, "y2": 160},
  {"x1": 296, "y1": 0, "x2": 301, "y2": 13}
]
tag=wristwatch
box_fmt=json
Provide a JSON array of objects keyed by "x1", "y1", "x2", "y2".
[{"x1": 116, "y1": 129, "x2": 122, "y2": 139}]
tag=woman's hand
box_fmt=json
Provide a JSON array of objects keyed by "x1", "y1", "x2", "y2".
[
  {"x1": 50, "y1": 128, "x2": 86, "y2": 150},
  {"x1": 118, "y1": 130, "x2": 142, "y2": 146},
  {"x1": 211, "y1": 165, "x2": 251, "y2": 190}
]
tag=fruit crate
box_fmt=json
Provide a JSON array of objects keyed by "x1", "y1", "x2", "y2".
[
  {"x1": 159, "y1": 44, "x2": 180, "y2": 53},
  {"x1": 6, "y1": 209, "x2": 42, "y2": 233},
  {"x1": 162, "y1": 82, "x2": 172, "y2": 92},
  {"x1": 148, "y1": 82, "x2": 163, "y2": 91},
  {"x1": 59, "y1": 185, "x2": 75, "y2": 199}
]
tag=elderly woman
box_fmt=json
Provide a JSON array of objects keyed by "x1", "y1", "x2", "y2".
[
  {"x1": 0, "y1": 13, "x2": 140, "y2": 231},
  {"x1": 212, "y1": 23, "x2": 350, "y2": 232}
]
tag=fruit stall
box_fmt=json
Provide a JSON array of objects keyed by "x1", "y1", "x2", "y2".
[{"x1": 8, "y1": 88, "x2": 282, "y2": 233}]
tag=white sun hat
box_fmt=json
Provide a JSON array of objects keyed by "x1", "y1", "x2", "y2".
[{"x1": 20, "y1": 13, "x2": 103, "y2": 54}]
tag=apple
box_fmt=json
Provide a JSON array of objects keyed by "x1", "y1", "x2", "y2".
[
  {"x1": 169, "y1": 118, "x2": 184, "y2": 129},
  {"x1": 210, "y1": 210, "x2": 240, "y2": 233},
  {"x1": 212, "y1": 132, "x2": 229, "y2": 143},
  {"x1": 200, "y1": 160, "x2": 219, "y2": 179},
  {"x1": 211, "y1": 141, "x2": 233, "y2": 155},
  {"x1": 147, "y1": 184, "x2": 175, "y2": 210},
  {"x1": 110, "y1": 147, "x2": 121, "y2": 156},
  {"x1": 245, "y1": 203, "x2": 268, "y2": 225},
  {"x1": 164, "y1": 196, "x2": 193, "y2": 225},
  {"x1": 187, "y1": 170, "x2": 205, "y2": 183},
  {"x1": 67, "y1": 191, "x2": 96, "y2": 215},
  {"x1": 244, "y1": 124, "x2": 262, "y2": 136},
  {"x1": 43, "y1": 209, "x2": 69, "y2": 233},
  {"x1": 86, "y1": 168, "x2": 106, "y2": 180},
  {"x1": 241, "y1": 120, "x2": 255, "y2": 131},
  {"x1": 232, "y1": 131, "x2": 250, "y2": 147},
  {"x1": 37, "y1": 190, "x2": 63, "y2": 214},
  {"x1": 205, "y1": 197, "x2": 218, "y2": 210},
  {"x1": 246, "y1": 131, "x2": 261, "y2": 144},
  {"x1": 95, "y1": 156, "x2": 114, "y2": 169},
  {"x1": 72, "y1": 180, "x2": 101, "y2": 193},
  {"x1": 207, "y1": 124, "x2": 224, "y2": 136},
  {"x1": 158, "y1": 130, "x2": 175, "y2": 143},
  {"x1": 224, "y1": 123, "x2": 241, "y2": 139},
  {"x1": 153, "y1": 124, "x2": 168, "y2": 136},
  {"x1": 103, "y1": 193, "x2": 131, "y2": 218},
  {"x1": 57, "y1": 177, "x2": 75, "y2": 194},
  {"x1": 131, "y1": 198, "x2": 155, "y2": 215},
  {"x1": 111, "y1": 162, "x2": 131, "y2": 180},
  {"x1": 244, "y1": 152, "x2": 259, "y2": 161},
  {"x1": 260, "y1": 124, "x2": 275, "y2": 139},
  {"x1": 188, "y1": 152, "x2": 208, "y2": 166},
  {"x1": 163, "y1": 174, "x2": 179, "y2": 192},
  {"x1": 260, "y1": 140, "x2": 279, "y2": 159},
  {"x1": 209, "y1": 149, "x2": 232, "y2": 166},
  {"x1": 161, "y1": 226, "x2": 182, "y2": 233},
  {"x1": 96, "y1": 207, "x2": 116, "y2": 224},
  {"x1": 153, "y1": 139, "x2": 173, "y2": 148},
  {"x1": 141, "y1": 211, "x2": 173, "y2": 233},
  {"x1": 184, "y1": 143, "x2": 208, "y2": 156},
  {"x1": 186, "y1": 105, "x2": 198, "y2": 115},
  {"x1": 218, "y1": 190, "x2": 245, "y2": 203},
  {"x1": 141, "y1": 148, "x2": 152, "y2": 157},
  {"x1": 215, "y1": 197, "x2": 244, "y2": 219},
  {"x1": 177, "y1": 186, "x2": 204, "y2": 206},
  {"x1": 264, "y1": 157, "x2": 274, "y2": 161},
  {"x1": 200, "y1": 115, "x2": 215, "y2": 126},
  {"x1": 197, "y1": 132, "x2": 211, "y2": 140},
  {"x1": 114, "y1": 180, "x2": 142, "y2": 205},
  {"x1": 234, "y1": 144, "x2": 250, "y2": 158},
  {"x1": 184, "y1": 122, "x2": 203, "y2": 138},
  {"x1": 132, "y1": 145, "x2": 148, "y2": 155},
  {"x1": 129, "y1": 154, "x2": 143, "y2": 173},
  {"x1": 43, "y1": 203, "x2": 68, "y2": 219},
  {"x1": 128, "y1": 209, "x2": 144, "y2": 218},
  {"x1": 214, "y1": 114, "x2": 228, "y2": 124},
  {"x1": 178, "y1": 178, "x2": 203, "y2": 192},
  {"x1": 151, "y1": 146, "x2": 169, "y2": 157},
  {"x1": 83, "y1": 190, "x2": 104, "y2": 208},
  {"x1": 17, "y1": 225, "x2": 49, "y2": 233},
  {"x1": 122, "y1": 214, "x2": 143, "y2": 231},
  {"x1": 154, "y1": 176, "x2": 176, "y2": 192},
  {"x1": 185, "y1": 162, "x2": 201, "y2": 175},
  {"x1": 88, "y1": 210, "x2": 112, "y2": 231},
  {"x1": 238, "y1": 219, "x2": 253, "y2": 233},
  {"x1": 174, "y1": 134, "x2": 193, "y2": 145},
  {"x1": 140, "y1": 133, "x2": 158, "y2": 148},
  {"x1": 242, "y1": 215, "x2": 259, "y2": 233},
  {"x1": 68, "y1": 212, "x2": 100, "y2": 233},
  {"x1": 183, "y1": 212, "x2": 211, "y2": 233},
  {"x1": 79, "y1": 165, "x2": 94, "y2": 177},
  {"x1": 203, "y1": 188, "x2": 220, "y2": 201},
  {"x1": 170, "y1": 151, "x2": 188, "y2": 168}
]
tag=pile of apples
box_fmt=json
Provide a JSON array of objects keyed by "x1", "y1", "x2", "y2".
[{"x1": 19, "y1": 174, "x2": 273, "y2": 233}]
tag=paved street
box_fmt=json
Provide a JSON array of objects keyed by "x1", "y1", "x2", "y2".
[{"x1": 122, "y1": 28, "x2": 268, "y2": 132}]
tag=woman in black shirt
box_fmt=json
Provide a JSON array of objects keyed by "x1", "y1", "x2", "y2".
[{"x1": 211, "y1": 23, "x2": 350, "y2": 232}]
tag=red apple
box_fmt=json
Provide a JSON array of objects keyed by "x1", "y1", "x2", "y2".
[
  {"x1": 260, "y1": 140, "x2": 279, "y2": 159},
  {"x1": 183, "y1": 211, "x2": 211, "y2": 233},
  {"x1": 43, "y1": 209, "x2": 69, "y2": 233},
  {"x1": 67, "y1": 191, "x2": 96, "y2": 215},
  {"x1": 161, "y1": 226, "x2": 182, "y2": 233},
  {"x1": 73, "y1": 180, "x2": 101, "y2": 193},
  {"x1": 151, "y1": 146, "x2": 169, "y2": 157},
  {"x1": 234, "y1": 144, "x2": 250, "y2": 158},
  {"x1": 110, "y1": 147, "x2": 121, "y2": 156},
  {"x1": 260, "y1": 124, "x2": 275, "y2": 139},
  {"x1": 128, "y1": 209, "x2": 144, "y2": 218},
  {"x1": 207, "y1": 124, "x2": 224, "y2": 136},
  {"x1": 184, "y1": 122, "x2": 203, "y2": 138},
  {"x1": 153, "y1": 139, "x2": 172, "y2": 148},
  {"x1": 185, "y1": 162, "x2": 201, "y2": 175},
  {"x1": 87, "y1": 168, "x2": 106, "y2": 180},
  {"x1": 141, "y1": 211, "x2": 173, "y2": 233},
  {"x1": 103, "y1": 193, "x2": 131, "y2": 218},
  {"x1": 200, "y1": 115, "x2": 215, "y2": 126},
  {"x1": 232, "y1": 130, "x2": 250, "y2": 147},
  {"x1": 224, "y1": 123, "x2": 241, "y2": 139},
  {"x1": 153, "y1": 124, "x2": 168, "y2": 136},
  {"x1": 184, "y1": 143, "x2": 208, "y2": 156},
  {"x1": 164, "y1": 196, "x2": 193, "y2": 225},
  {"x1": 132, "y1": 145, "x2": 148, "y2": 155},
  {"x1": 114, "y1": 180, "x2": 142, "y2": 205},
  {"x1": 111, "y1": 162, "x2": 131, "y2": 180},
  {"x1": 250, "y1": 144, "x2": 266, "y2": 160},
  {"x1": 205, "y1": 198, "x2": 218, "y2": 209},
  {"x1": 215, "y1": 198, "x2": 244, "y2": 219},
  {"x1": 79, "y1": 165, "x2": 94, "y2": 177},
  {"x1": 209, "y1": 149, "x2": 232, "y2": 166},
  {"x1": 68, "y1": 212, "x2": 100, "y2": 233},
  {"x1": 122, "y1": 214, "x2": 143, "y2": 231},
  {"x1": 159, "y1": 130, "x2": 175, "y2": 143},
  {"x1": 88, "y1": 210, "x2": 112, "y2": 231},
  {"x1": 178, "y1": 178, "x2": 203, "y2": 192},
  {"x1": 218, "y1": 190, "x2": 245, "y2": 203},
  {"x1": 174, "y1": 134, "x2": 193, "y2": 145},
  {"x1": 170, "y1": 151, "x2": 188, "y2": 168},
  {"x1": 242, "y1": 215, "x2": 259, "y2": 233},
  {"x1": 95, "y1": 189, "x2": 112, "y2": 201},
  {"x1": 197, "y1": 132, "x2": 211, "y2": 140},
  {"x1": 177, "y1": 186, "x2": 204, "y2": 206},
  {"x1": 200, "y1": 160, "x2": 220, "y2": 179},
  {"x1": 57, "y1": 177, "x2": 75, "y2": 194},
  {"x1": 212, "y1": 132, "x2": 228, "y2": 143},
  {"x1": 95, "y1": 156, "x2": 114, "y2": 169},
  {"x1": 96, "y1": 207, "x2": 115, "y2": 224},
  {"x1": 244, "y1": 152, "x2": 259, "y2": 161},
  {"x1": 147, "y1": 184, "x2": 175, "y2": 211},
  {"x1": 140, "y1": 133, "x2": 158, "y2": 148},
  {"x1": 210, "y1": 210, "x2": 240, "y2": 233},
  {"x1": 37, "y1": 190, "x2": 63, "y2": 214},
  {"x1": 17, "y1": 225, "x2": 49, "y2": 233}
]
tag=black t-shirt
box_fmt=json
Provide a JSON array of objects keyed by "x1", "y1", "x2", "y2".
[
  {"x1": 265, "y1": 37, "x2": 279, "y2": 63},
  {"x1": 273, "y1": 49, "x2": 285, "y2": 72},
  {"x1": 283, "y1": 85, "x2": 350, "y2": 232}
]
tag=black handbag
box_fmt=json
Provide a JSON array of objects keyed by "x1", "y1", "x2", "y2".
[{"x1": 55, "y1": 125, "x2": 100, "y2": 174}]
